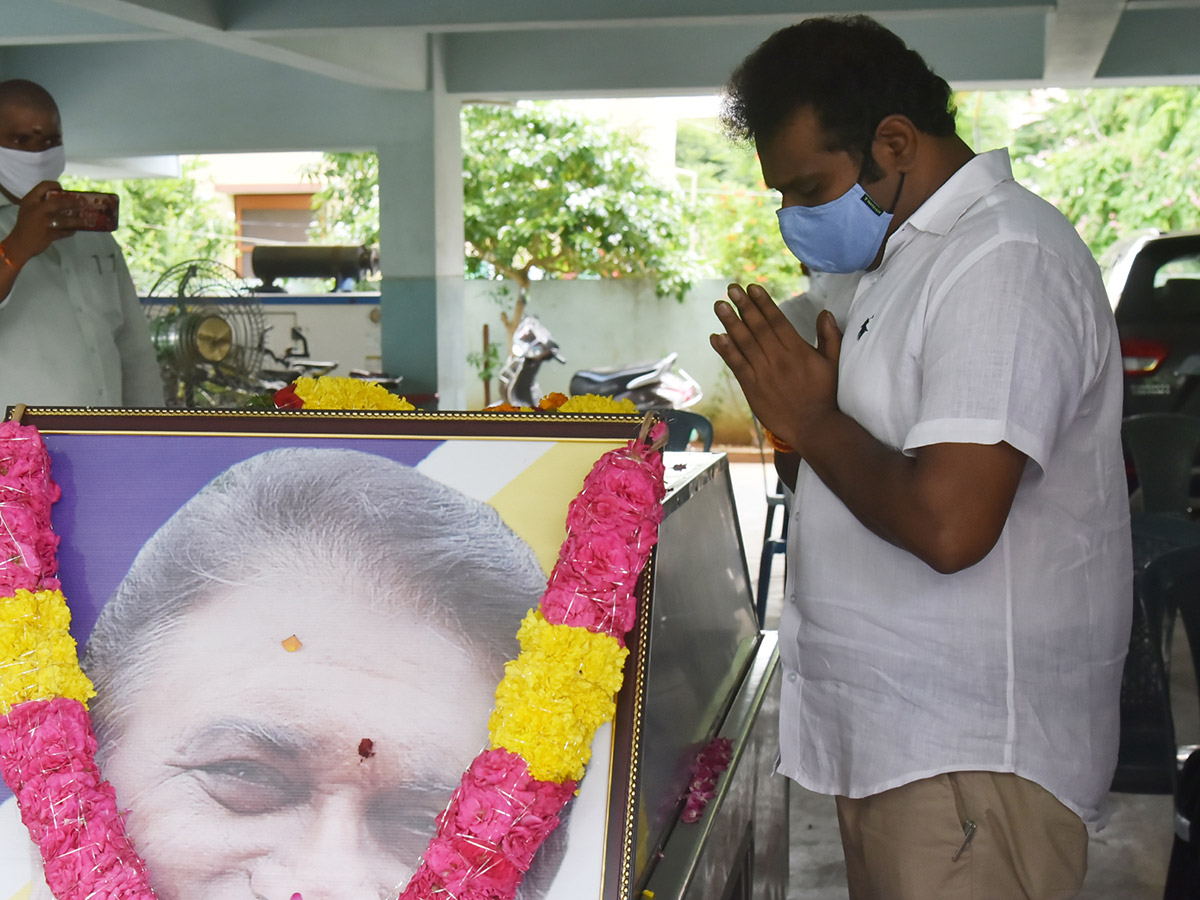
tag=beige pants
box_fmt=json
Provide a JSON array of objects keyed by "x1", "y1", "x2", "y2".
[{"x1": 835, "y1": 772, "x2": 1088, "y2": 900}]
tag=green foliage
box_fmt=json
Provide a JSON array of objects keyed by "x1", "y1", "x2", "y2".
[
  {"x1": 63, "y1": 159, "x2": 233, "y2": 294},
  {"x1": 466, "y1": 340, "x2": 502, "y2": 383},
  {"x1": 953, "y1": 90, "x2": 1027, "y2": 155},
  {"x1": 953, "y1": 87, "x2": 1200, "y2": 260},
  {"x1": 1009, "y1": 87, "x2": 1200, "y2": 258},
  {"x1": 303, "y1": 151, "x2": 380, "y2": 248},
  {"x1": 674, "y1": 118, "x2": 806, "y2": 298},
  {"x1": 461, "y1": 102, "x2": 695, "y2": 304}
]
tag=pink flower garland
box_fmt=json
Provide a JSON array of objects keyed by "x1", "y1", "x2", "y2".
[
  {"x1": 680, "y1": 737, "x2": 734, "y2": 824},
  {"x1": 400, "y1": 420, "x2": 667, "y2": 900},
  {"x1": 0, "y1": 420, "x2": 158, "y2": 900},
  {"x1": 0, "y1": 420, "x2": 61, "y2": 596},
  {"x1": 0, "y1": 698, "x2": 155, "y2": 898}
]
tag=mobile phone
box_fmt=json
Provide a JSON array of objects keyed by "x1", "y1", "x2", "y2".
[{"x1": 47, "y1": 190, "x2": 120, "y2": 231}]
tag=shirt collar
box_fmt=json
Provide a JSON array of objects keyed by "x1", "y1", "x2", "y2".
[{"x1": 904, "y1": 147, "x2": 1014, "y2": 236}]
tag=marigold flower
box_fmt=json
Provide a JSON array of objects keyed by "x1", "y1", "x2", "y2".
[
  {"x1": 0, "y1": 589, "x2": 95, "y2": 714},
  {"x1": 489, "y1": 611, "x2": 627, "y2": 782},
  {"x1": 557, "y1": 394, "x2": 638, "y2": 414},
  {"x1": 538, "y1": 392, "x2": 569, "y2": 410},
  {"x1": 291, "y1": 376, "x2": 415, "y2": 411}
]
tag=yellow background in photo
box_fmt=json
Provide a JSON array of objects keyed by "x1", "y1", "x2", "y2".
[{"x1": 487, "y1": 440, "x2": 625, "y2": 576}]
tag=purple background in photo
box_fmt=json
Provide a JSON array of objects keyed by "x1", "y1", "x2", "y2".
[{"x1": 42, "y1": 432, "x2": 440, "y2": 644}]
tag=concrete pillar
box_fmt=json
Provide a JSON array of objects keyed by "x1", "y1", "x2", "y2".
[{"x1": 378, "y1": 36, "x2": 466, "y2": 409}]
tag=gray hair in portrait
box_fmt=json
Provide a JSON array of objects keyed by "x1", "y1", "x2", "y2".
[
  {"x1": 82, "y1": 445, "x2": 547, "y2": 749},
  {"x1": 48, "y1": 445, "x2": 576, "y2": 900}
]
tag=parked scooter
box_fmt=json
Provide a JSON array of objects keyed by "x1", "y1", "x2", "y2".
[
  {"x1": 496, "y1": 316, "x2": 702, "y2": 410},
  {"x1": 257, "y1": 326, "x2": 403, "y2": 393}
]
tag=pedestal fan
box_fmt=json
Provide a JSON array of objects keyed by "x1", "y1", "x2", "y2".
[{"x1": 143, "y1": 260, "x2": 268, "y2": 408}]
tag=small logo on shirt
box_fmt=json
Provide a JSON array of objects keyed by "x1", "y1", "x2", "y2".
[{"x1": 857, "y1": 316, "x2": 874, "y2": 340}]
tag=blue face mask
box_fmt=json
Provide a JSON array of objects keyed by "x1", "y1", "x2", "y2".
[{"x1": 776, "y1": 176, "x2": 903, "y2": 274}]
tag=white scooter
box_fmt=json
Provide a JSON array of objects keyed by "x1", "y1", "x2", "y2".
[{"x1": 496, "y1": 316, "x2": 702, "y2": 411}]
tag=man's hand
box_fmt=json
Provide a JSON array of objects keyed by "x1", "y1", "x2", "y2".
[
  {"x1": 2, "y1": 181, "x2": 80, "y2": 268},
  {"x1": 710, "y1": 282, "x2": 840, "y2": 453},
  {"x1": 711, "y1": 281, "x2": 1027, "y2": 574}
]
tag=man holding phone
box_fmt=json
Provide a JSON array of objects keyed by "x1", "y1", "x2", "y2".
[{"x1": 0, "y1": 78, "x2": 162, "y2": 409}]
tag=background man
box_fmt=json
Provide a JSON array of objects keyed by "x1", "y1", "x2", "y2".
[
  {"x1": 0, "y1": 79, "x2": 161, "y2": 410},
  {"x1": 712, "y1": 16, "x2": 1131, "y2": 900}
]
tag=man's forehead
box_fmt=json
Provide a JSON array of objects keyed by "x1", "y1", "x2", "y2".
[
  {"x1": 0, "y1": 102, "x2": 61, "y2": 131},
  {"x1": 757, "y1": 106, "x2": 845, "y2": 185}
]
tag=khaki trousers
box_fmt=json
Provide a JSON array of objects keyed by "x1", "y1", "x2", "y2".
[{"x1": 834, "y1": 771, "x2": 1088, "y2": 900}]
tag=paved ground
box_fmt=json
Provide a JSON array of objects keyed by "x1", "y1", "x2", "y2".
[{"x1": 724, "y1": 454, "x2": 1187, "y2": 900}]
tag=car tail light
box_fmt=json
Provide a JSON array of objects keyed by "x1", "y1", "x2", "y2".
[{"x1": 1121, "y1": 337, "x2": 1169, "y2": 376}]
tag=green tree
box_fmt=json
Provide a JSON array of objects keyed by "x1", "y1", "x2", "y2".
[
  {"x1": 63, "y1": 159, "x2": 234, "y2": 294},
  {"x1": 462, "y1": 102, "x2": 695, "y2": 343},
  {"x1": 953, "y1": 90, "x2": 1027, "y2": 154},
  {"x1": 303, "y1": 151, "x2": 379, "y2": 248},
  {"x1": 675, "y1": 118, "x2": 806, "y2": 298},
  {"x1": 1008, "y1": 87, "x2": 1200, "y2": 258}
]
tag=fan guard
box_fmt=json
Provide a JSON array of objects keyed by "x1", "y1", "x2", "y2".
[{"x1": 144, "y1": 260, "x2": 268, "y2": 407}]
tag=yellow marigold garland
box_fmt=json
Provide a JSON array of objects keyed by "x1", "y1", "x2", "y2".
[
  {"x1": 557, "y1": 394, "x2": 638, "y2": 414},
  {"x1": 291, "y1": 376, "x2": 415, "y2": 411},
  {"x1": 0, "y1": 589, "x2": 95, "y2": 716},
  {"x1": 488, "y1": 610, "x2": 628, "y2": 782}
]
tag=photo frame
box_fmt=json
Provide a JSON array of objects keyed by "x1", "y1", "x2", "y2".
[{"x1": 0, "y1": 407, "x2": 653, "y2": 900}]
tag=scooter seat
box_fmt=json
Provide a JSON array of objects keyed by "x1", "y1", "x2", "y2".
[
  {"x1": 570, "y1": 364, "x2": 659, "y2": 397},
  {"x1": 573, "y1": 363, "x2": 658, "y2": 381}
]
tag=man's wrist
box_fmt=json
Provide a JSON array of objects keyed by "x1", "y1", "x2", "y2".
[{"x1": 0, "y1": 241, "x2": 26, "y2": 273}]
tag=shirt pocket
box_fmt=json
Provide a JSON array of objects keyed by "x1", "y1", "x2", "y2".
[{"x1": 64, "y1": 248, "x2": 126, "y2": 335}]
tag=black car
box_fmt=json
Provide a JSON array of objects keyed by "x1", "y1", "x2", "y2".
[{"x1": 1103, "y1": 229, "x2": 1200, "y2": 415}]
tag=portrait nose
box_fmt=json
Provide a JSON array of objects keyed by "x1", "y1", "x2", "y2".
[{"x1": 249, "y1": 797, "x2": 405, "y2": 900}]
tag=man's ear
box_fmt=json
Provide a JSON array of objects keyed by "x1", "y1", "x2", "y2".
[{"x1": 872, "y1": 114, "x2": 919, "y2": 171}]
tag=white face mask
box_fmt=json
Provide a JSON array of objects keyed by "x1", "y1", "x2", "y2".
[
  {"x1": 0, "y1": 144, "x2": 66, "y2": 200},
  {"x1": 806, "y1": 269, "x2": 836, "y2": 304}
]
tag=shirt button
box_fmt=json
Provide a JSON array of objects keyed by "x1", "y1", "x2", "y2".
[{"x1": 787, "y1": 672, "x2": 798, "y2": 683}]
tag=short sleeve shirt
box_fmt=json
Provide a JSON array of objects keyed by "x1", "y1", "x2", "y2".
[
  {"x1": 777, "y1": 149, "x2": 1132, "y2": 827},
  {"x1": 0, "y1": 196, "x2": 162, "y2": 410}
]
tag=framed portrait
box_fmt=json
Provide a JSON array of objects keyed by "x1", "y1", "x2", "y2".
[{"x1": 0, "y1": 407, "x2": 652, "y2": 900}]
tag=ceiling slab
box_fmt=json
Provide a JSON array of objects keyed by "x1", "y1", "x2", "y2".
[
  {"x1": 1044, "y1": 0, "x2": 1126, "y2": 84},
  {"x1": 1098, "y1": 5, "x2": 1200, "y2": 79},
  {"x1": 0, "y1": 0, "x2": 1195, "y2": 159}
]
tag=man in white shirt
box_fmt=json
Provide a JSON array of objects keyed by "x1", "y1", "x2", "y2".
[
  {"x1": 0, "y1": 79, "x2": 161, "y2": 410},
  {"x1": 712, "y1": 16, "x2": 1131, "y2": 900}
]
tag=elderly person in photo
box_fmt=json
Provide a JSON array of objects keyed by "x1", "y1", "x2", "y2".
[{"x1": 19, "y1": 446, "x2": 561, "y2": 900}]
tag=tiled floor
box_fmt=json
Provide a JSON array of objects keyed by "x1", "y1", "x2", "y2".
[{"x1": 725, "y1": 456, "x2": 1189, "y2": 900}]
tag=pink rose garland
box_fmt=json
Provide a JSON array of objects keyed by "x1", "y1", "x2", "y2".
[
  {"x1": 400, "y1": 420, "x2": 667, "y2": 900},
  {"x1": 0, "y1": 421, "x2": 157, "y2": 900},
  {"x1": 0, "y1": 698, "x2": 155, "y2": 898},
  {"x1": 679, "y1": 737, "x2": 734, "y2": 824},
  {"x1": 0, "y1": 420, "x2": 61, "y2": 596}
]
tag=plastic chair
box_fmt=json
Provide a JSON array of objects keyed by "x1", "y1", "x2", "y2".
[
  {"x1": 661, "y1": 410, "x2": 713, "y2": 452},
  {"x1": 1123, "y1": 412, "x2": 1200, "y2": 515},
  {"x1": 1113, "y1": 412, "x2": 1200, "y2": 794},
  {"x1": 1114, "y1": 515, "x2": 1200, "y2": 793},
  {"x1": 755, "y1": 477, "x2": 789, "y2": 626}
]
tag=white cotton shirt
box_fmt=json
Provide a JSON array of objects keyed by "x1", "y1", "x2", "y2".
[
  {"x1": 0, "y1": 195, "x2": 163, "y2": 410},
  {"x1": 778, "y1": 149, "x2": 1132, "y2": 827}
]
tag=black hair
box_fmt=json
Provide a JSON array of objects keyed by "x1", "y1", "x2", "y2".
[{"x1": 721, "y1": 15, "x2": 957, "y2": 177}]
